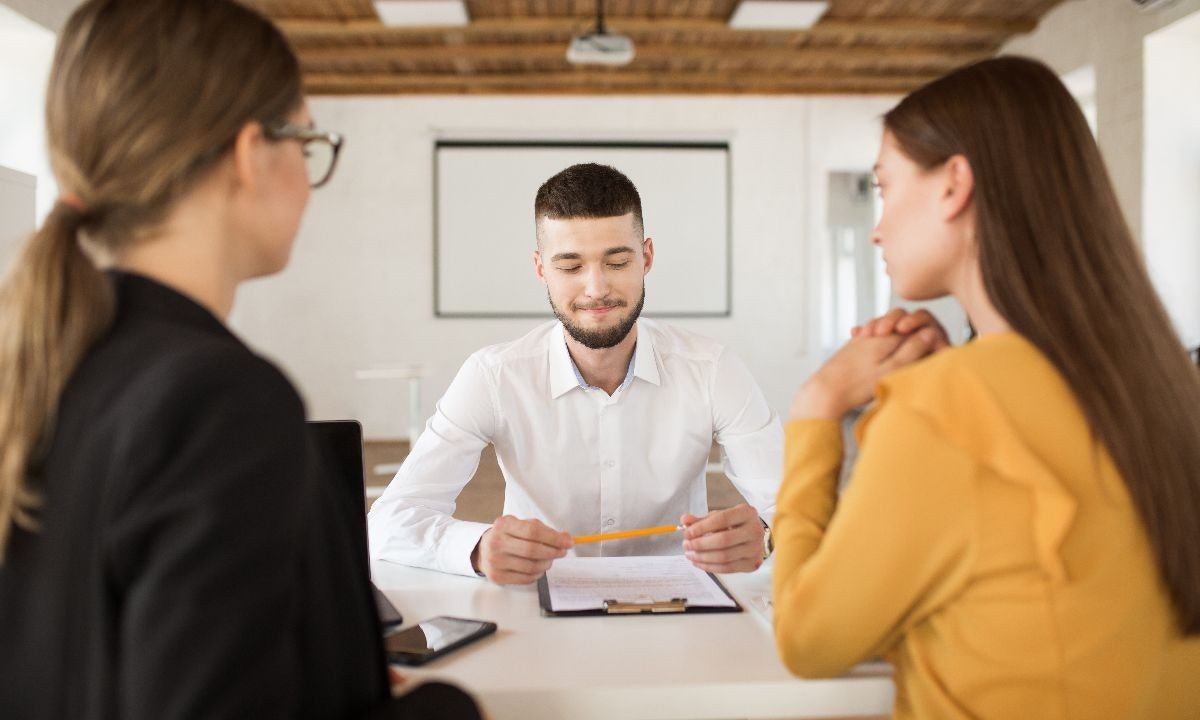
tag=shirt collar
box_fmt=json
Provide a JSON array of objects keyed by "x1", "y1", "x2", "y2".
[{"x1": 548, "y1": 321, "x2": 661, "y2": 399}]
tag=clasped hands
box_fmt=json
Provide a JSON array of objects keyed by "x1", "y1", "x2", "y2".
[
  {"x1": 791, "y1": 308, "x2": 950, "y2": 421},
  {"x1": 470, "y1": 503, "x2": 767, "y2": 585}
]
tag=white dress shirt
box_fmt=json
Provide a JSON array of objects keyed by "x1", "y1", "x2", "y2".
[{"x1": 366, "y1": 318, "x2": 783, "y2": 577}]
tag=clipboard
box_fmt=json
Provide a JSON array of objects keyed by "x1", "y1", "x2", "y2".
[{"x1": 536, "y1": 556, "x2": 743, "y2": 617}]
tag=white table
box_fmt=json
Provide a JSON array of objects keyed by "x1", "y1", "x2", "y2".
[{"x1": 372, "y1": 560, "x2": 894, "y2": 720}]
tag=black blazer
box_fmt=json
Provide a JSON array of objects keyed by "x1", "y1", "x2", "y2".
[{"x1": 0, "y1": 273, "x2": 479, "y2": 720}]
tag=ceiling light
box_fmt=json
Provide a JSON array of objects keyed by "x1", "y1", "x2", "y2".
[
  {"x1": 728, "y1": 1, "x2": 829, "y2": 30},
  {"x1": 567, "y1": 0, "x2": 635, "y2": 66},
  {"x1": 374, "y1": 0, "x2": 469, "y2": 27}
]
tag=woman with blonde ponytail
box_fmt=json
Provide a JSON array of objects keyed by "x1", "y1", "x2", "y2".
[{"x1": 0, "y1": 2, "x2": 481, "y2": 718}]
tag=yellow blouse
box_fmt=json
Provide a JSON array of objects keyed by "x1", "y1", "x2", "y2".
[{"x1": 773, "y1": 332, "x2": 1200, "y2": 719}]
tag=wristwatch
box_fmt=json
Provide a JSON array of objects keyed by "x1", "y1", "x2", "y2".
[{"x1": 760, "y1": 518, "x2": 774, "y2": 560}]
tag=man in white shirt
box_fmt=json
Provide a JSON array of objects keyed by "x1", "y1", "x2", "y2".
[{"x1": 368, "y1": 163, "x2": 783, "y2": 584}]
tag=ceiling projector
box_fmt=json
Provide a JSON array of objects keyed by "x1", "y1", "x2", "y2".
[
  {"x1": 566, "y1": 0, "x2": 634, "y2": 66},
  {"x1": 566, "y1": 32, "x2": 635, "y2": 66}
]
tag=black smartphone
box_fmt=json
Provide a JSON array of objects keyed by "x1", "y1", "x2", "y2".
[
  {"x1": 372, "y1": 584, "x2": 404, "y2": 631},
  {"x1": 385, "y1": 616, "x2": 498, "y2": 666}
]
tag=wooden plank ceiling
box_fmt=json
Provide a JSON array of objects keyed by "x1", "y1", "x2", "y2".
[{"x1": 241, "y1": 0, "x2": 1063, "y2": 95}]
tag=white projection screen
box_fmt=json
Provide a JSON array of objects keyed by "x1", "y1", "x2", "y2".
[{"x1": 434, "y1": 141, "x2": 730, "y2": 317}]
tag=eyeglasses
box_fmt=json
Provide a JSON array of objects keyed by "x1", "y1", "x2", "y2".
[{"x1": 264, "y1": 122, "x2": 344, "y2": 189}]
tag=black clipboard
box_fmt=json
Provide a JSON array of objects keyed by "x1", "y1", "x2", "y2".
[{"x1": 537, "y1": 571, "x2": 743, "y2": 617}]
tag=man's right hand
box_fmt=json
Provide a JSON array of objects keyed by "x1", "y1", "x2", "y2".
[{"x1": 470, "y1": 516, "x2": 572, "y2": 585}]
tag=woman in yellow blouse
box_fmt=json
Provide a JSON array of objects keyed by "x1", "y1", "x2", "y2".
[{"x1": 773, "y1": 56, "x2": 1200, "y2": 719}]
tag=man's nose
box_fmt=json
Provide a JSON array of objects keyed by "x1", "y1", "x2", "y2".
[{"x1": 583, "y1": 266, "x2": 610, "y2": 297}]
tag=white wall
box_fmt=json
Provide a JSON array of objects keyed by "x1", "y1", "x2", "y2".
[
  {"x1": 0, "y1": 3, "x2": 57, "y2": 223},
  {"x1": 229, "y1": 96, "x2": 899, "y2": 437},
  {"x1": 1143, "y1": 11, "x2": 1200, "y2": 348},
  {"x1": 0, "y1": 164, "x2": 35, "y2": 273},
  {"x1": 1, "y1": 0, "x2": 77, "y2": 31},
  {"x1": 803, "y1": 97, "x2": 906, "y2": 350},
  {"x1": 1003, "y1": 0, "x2": 1200, "y2": 243}
]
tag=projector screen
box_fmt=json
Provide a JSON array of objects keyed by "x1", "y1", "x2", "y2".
[{"x1": 434, "y1": 141, "x2": 730, "y2": 317}]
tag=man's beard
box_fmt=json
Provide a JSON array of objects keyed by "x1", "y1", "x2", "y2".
[{"x1": 550, "y1": 287, "x2": 645, "y2": 350}]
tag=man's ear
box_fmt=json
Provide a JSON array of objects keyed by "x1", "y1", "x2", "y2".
[
  {"x1": 533, "y1": 249, "x2": 547, "y2": 284},
  {"x1": 941, "y1": 154, "x2": 974, "y2": 222},
  {"x1": 230, "y1": 120, "x2": 265, "y2": 193},
  {"x1": 642, "y1": 238, "x2": 654, "y2": 275}
]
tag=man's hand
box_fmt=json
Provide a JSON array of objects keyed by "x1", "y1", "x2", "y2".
[
  {"x1": 852, "y1": 307, "x2": 951, "y2": 350},
  {"x1": 680, "y1": 504, "x2": 765, "y2": 573},
  {"x1": 471, "y1": 516, "x2": 572, "y2": 585}
]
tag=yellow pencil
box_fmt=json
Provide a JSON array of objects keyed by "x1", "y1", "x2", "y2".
[{"x1": 572, "y1": 524, "x2": 683, "y2": 544}]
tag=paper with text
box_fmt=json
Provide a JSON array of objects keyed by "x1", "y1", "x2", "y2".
[{"x1": 544, "y1": 555, "x2": 737, "y2": 612}]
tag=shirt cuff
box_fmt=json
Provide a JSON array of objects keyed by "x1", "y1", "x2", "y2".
[{"x1": 437, "y1": 520, "x2": 493, "y2": 577}]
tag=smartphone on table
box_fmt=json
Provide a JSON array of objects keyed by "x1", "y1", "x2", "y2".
[
  {"x1": 372, "y1": 584, "x2": 404, "y2": 631},
  {"x1": 385, "y1": 616, "x2": 498, "y2": 666}
]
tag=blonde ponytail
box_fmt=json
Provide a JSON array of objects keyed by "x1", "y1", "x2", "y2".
[{"x1": 0, "y1": 203, "x2": 113, "y2": 558}]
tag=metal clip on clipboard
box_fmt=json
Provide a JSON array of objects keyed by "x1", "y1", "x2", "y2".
[{"x1": 602, "y1": 597, "x2": 688, "y2": 614}]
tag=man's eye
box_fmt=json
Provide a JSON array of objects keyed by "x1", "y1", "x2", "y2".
[
  {"x1": 557, "y1": 266, "x2": 582, "y2": 273},
  {"x1": 608, "y1": 261, "x2": 630, "y2": 269}
]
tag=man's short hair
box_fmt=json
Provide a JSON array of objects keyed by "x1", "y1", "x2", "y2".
[{"x1": 534, "y1": 163, "x2": 644, "y2": 248}]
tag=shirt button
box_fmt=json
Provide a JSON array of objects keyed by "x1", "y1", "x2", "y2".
[{"x1": 604, "y1": 519, "x2": 615, "y2": 527}]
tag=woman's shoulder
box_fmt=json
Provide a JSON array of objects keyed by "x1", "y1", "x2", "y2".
[
  {"x1": 863, "y1": 334, "x2": 1095, "y2": 584},
  {"x1": 96, "y1": 272, "x2": 305, "y2": 417},
  {"x1": 80, "y1": 312, "x2": 306, "y2": 439},
  {"x1": 865, "y1": 332, "x2": 1082, "y2": 457},
  {"x1": 880, "y1": 332, "x2": 1064, "y2": 410}
]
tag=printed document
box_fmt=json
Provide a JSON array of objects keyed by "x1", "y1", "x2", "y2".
[{"x1": 544, "y1": 555, "x2": 737, "y2": 612}]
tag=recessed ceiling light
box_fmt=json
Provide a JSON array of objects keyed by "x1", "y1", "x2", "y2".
[
  {"x1": 728, "y1": 1, "x2": 829, "y2": 30},
  {"x1": 373, "y1": 0, "x2": 469, "y2": 27}
]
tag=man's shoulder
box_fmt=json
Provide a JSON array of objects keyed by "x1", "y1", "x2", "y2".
[
  {"x1": 468, "y1": 319, "x2": 560, "y2": 370},
  {"x1": 640, "y1": 318, "x2": 727, "y2": 362}
]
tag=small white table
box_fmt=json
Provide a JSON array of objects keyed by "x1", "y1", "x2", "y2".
[
  {"x1": 356, "y1": 364, "x2": 428, "y2": 478},
  {"x1": 372, "y1": 560, "x2": 894, "y2": 720}
]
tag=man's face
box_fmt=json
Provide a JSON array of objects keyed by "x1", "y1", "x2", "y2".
[{"x1": 533, "y1": 213, "x2": 653, "y2": 349}]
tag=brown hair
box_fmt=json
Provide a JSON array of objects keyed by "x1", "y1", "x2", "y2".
[
  {"x1": 0, "y1": 0, "x2": 302, "y2": 559},
  {"x1": 884, "y1": 55, "x2": 1200, "y2": 633},
  {"x1": 534, "y1": 163, "x2": 644, "y2": 247}
]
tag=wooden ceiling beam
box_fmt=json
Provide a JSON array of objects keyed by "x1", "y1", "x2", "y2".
[
  {"x1": 276, "y1": 15, "x2": 1034, "y2": 40},
  {"x1": 296, "y1": 42, "x2": 993, "y2": 67},
  {"x1": 304, "y1": 83, "x2": 923, "y2": 96},
  {"x1": 302, "y1": 69, "x2": 938, "y2": 93}
]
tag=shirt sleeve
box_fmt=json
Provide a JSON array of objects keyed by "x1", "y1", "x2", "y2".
[
  {"x1": 366, "y1": 354, "x2": 496, "y2": 576},
  {"x1": 771, "y1": 401, "x2": 977, "y2": 678},
  {"x1": 709, "y1": 348, "x2": 784, "y2": 522}
]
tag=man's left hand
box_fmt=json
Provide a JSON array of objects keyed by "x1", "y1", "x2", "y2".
[{"x1": 680, "y1": 504, "x2": 765, "y2": 573}]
